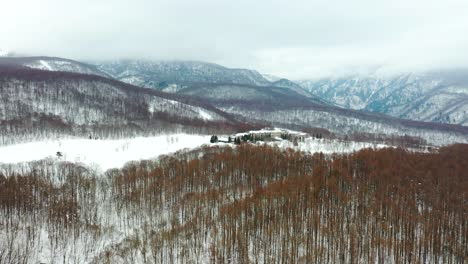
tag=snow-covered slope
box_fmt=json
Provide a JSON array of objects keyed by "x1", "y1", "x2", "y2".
[
  {"x1": 0, "y1": 131, "x2": 387, "y2": 173},
  {"x1": 95, "y1": 60, "x2": 321, "y2": 100},
  {"x1": 0, "y1": 65, "x2": 238, "y2": 145},
  {"x1": 271, "y1": 78, "x2": 318, "y2": 98},
  {"x1": 0, "y1": 134, "x2": 211, "y2": 171},
  {"x1": 262, "y1": 73, "x2": 281, "y2": 82},
  {"x1": 96, "y1": 60, "x2": 271, "y2": 87},
  {"x1": 298, "y1": 70, "x2": 468, "y2": 126},
  {"x1": 0, "y1": 56, "x2": 112, "y2": 78},
  {"x1": 236, "y1": 128, "x2": 390, "y2": 153},
  {"x1": 220, "y1": 106, "x2": 468, "y2": 146},
  {"x1": 172, "y1": 82, "x2": 323, "y2": 109}
]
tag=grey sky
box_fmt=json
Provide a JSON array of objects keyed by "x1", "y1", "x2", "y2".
[{"x1": 1, "y1": 0, "x2": 468, "y2": 79}]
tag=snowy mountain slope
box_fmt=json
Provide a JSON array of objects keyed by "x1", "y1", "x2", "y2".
[
  {"x1": 159, "y1": 76, "x2": 468, "y2": 146},
  {"x1": 95, "y1": 60, "x2": 323, "y2": 100},
  {"x1": 298, "y1": 70, "x2": 468, "y2": 126},
  {"x1": 0, "y1": 65, "x2": 241, "y2": 145},
  {"x1": 261, "y1": 73, "x2": 282, "y2": 82},
  {"x1": 217, "y1": 103, "x2": 468, "y2": 146},
  {"x1": 0, "y1": 57, "x2": 325, "y2": 108},
  {"x1": 271, "y1": 78, "x2": 317, "y2": 98},
  {"x1": 96, "y1": 60, "x2": 271, "y2": 87},
  {"x1": 169, "y1": 82, "x2": 326, "y2": 110},
  {"x1": 1, "y1": 56, "x2": 465, "y2": 146},
  {"x1": 0, "y1": 56, "x2": 112, "y2": 78},
  {"x1": 149, "y1": 78, "x2": 468, "y2": 145},
  {"x1": 0, "y1": 130, "x2": 387, "y2": 174}
]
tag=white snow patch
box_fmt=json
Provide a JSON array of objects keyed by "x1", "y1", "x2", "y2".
[
  {"x1": 167, "y1": 99, "x2": 179, "y2": 105},
  {"x1": 0, "y1": 135, "x2": 211, "y2": 171},
  {"x1": 272, "y1": 137, "x2": 388, "y2": 154},
  {"x1": 262, "y1": 73, "x2": 281, "y2": 82},
  {"x1": 0, "y1": 48, "x2": 10, "y2": 57},
  {"x1": 197, "y1": 108, "x2": 214, "y2": 120},
  {"x1": 236, "y1": 127, "x2": 307, "y2": 137},
  {"x1": 39, "y1": 60, "x2": 53, "y2": 71}
]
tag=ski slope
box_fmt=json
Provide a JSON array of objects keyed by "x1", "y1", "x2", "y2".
[
  {"x1": 0, "y1": 129, "x2": 392, "y2": 173},
  {"x1": 0, "y1": 134, "x2": 211, "y2": 171}
]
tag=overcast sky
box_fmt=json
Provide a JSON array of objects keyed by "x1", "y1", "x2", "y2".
[{"x1": 1, "y1": 0, "x2": 468, "y2": 79}]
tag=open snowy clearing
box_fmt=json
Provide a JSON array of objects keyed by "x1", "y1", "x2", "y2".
[
  {"x1": 0, "y1": 134, "x2": 212, "y2": 171},
  {"x1": 0, "y1": 133, "x2": 390, "y2": 173},
  {"x1": 273, "y1": 137, "x2": 388, "y2": 154}
]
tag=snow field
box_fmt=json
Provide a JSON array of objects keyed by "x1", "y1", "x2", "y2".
[
  {"x1": 0, "y1": 129, "x2": 392, "y2": 173},
  {"x1": 0, "y1": 134, "x2": 211, "y2": 171}
]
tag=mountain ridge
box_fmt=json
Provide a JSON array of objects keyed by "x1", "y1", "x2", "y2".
[
  {"x1": 298, "y1": 71, "x2": 468, "y2": 126},
  {"x1": 0, "y1": 64, "x2": 247, "y2": 145}
]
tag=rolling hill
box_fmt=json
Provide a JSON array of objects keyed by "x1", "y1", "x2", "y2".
[{"x1": 0, "y1": 64, "x2": 243, "y2": 145}]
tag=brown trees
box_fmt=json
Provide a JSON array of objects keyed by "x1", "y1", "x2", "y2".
[{"x1": 0, "y1": 143, "x2": 467, "y2": 263}]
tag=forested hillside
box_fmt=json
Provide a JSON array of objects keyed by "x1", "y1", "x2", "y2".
[
  {"x1": 96, "y1": 60, "x2": 271, "y2": 88},
  {"x1": 0, "y1": 57, "x2": 111, "y2": 78},
  {"x1": 1, "y1": 144, "x2": 466, "y2": 263},
  {"x1": 0, "y1": 65, "x2": 247, "y2": 145}
]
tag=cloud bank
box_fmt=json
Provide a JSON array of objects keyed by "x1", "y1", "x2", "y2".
[{"x1": 1, "y1": 0, "x2": 467, "y2": 79}]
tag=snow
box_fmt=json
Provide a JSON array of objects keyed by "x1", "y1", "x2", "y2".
[
  {"x1": 197, "y1": 108, "x2": 214, "y2": 120},
  {"x1": 236, "y1": 127, "x2": 307, "y2": 137},
  {"x1": 39, "y1": 60, "x2": 53, "y2": 71},
  {"x1": 0, "y1": 48, "x2": 9, "y2": 57},
  {"x1": 273, "y1": 137, "x2": 388, "y2": 154},
  {"x1": 0, "y1": 134, "x2": 211, "y2": 171},
  {"x1": 161, "y1": 84, "x2": 181, "y2": 93},
  {"x1": 262, "y1": 73, "x2": 281, "y2": 82},
  {"x1": 235, "y1": 128, "x2": 388, "y2": 153},
  {"x1": 167, "y1": 99, "x2": 178, "y2": 105},
  {"x1": 0, "y1": 128, "x2": 391, "y2": 175}
]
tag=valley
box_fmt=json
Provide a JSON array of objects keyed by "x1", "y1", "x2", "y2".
[{"x1": 0, "y1": 53, "x2": 466, "y2": 264}]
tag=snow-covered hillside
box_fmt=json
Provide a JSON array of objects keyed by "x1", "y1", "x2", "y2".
[
  {"x1": 0, "y1": 134, "x2": 211, "y2": 171},
  {"x1": 0, "y1": 129, "x2": 389, "y2": 173},
  {"x1": 220, "y1": 107, "x2": 468, "y2": 146},
  {"x1": 94, "y1": 60, "x2": 320, "y2": 100},
  {"x1": 96, "y1": 60, "x2": 271, "y2": 88},
  {"x1": 0, "y1": 56, "x2": 111, "y2": 77},
  {"x1": 1, "y1": 133, "x2": 460, "y2": 264},
  {"x1": 0, "y1": 66, "x2": 237, "y2": 145},
  {"x1": 25, "y1": 58, "x2": 111, "y2": 77},
  {"x1": 298, "y1": 71, "x2": 468, "y2": 126}
]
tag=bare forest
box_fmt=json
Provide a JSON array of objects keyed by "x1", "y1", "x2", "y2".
[{"x1": 1, "y1": 144, "x2": 466, "y2": 263}]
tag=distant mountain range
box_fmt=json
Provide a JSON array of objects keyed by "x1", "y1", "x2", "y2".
[
  {"x1": 94, "y1": 59, "x2": 468, "y2": 126},
  {"x1": 0, "y1": 56, "x2": 111, "y2": 78},
  {"x1": 299, "y1": 72, "x2": 468, "y2": 126},
  {"x1": 96, "y1": 60, "x2": 271, "y2": 87},
  {"x1": 0, "y1": 55, "x2": 466, "y2": 146},
  {"x1": 5, "y1": 56, "x2": 466, "y2": 126}
]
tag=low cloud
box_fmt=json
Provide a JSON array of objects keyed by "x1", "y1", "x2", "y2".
[{"x1": 1, "y1": 0, "x2": 467, "y2": 79}]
